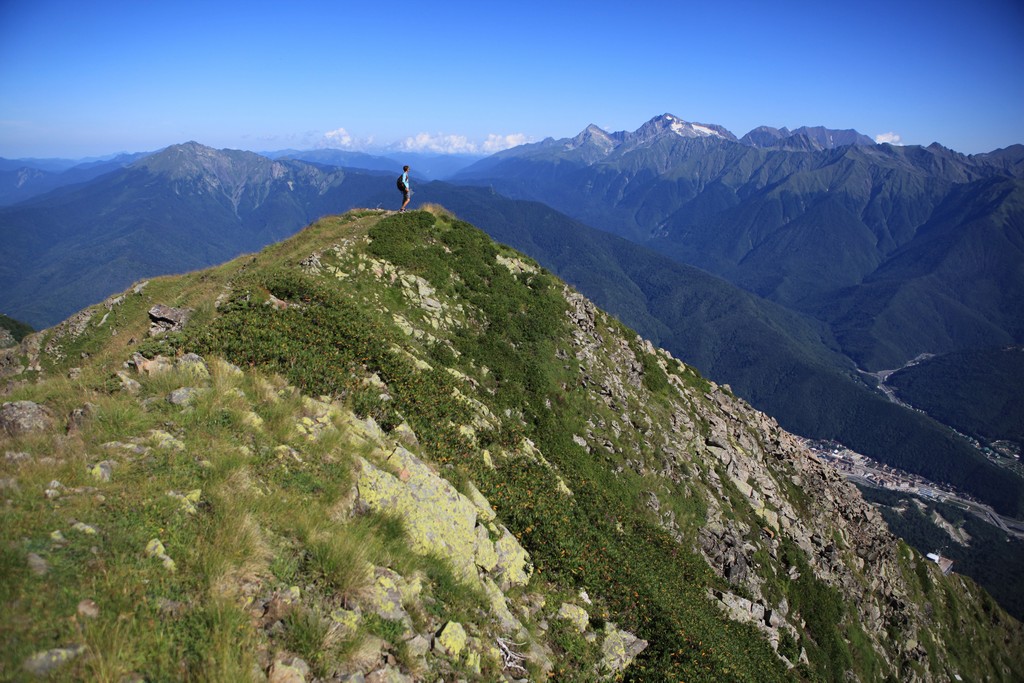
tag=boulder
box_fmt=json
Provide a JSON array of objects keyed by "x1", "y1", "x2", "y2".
[
  {"x1": 22, "y1": 646, "x2": 86, "y2": 677},
  {"x1": 556, "y1": 603, "x2": 590, "y2": 633},
  {"x1": 356, "y1": 449, "x2": 479, "y2": 581},
  {"x1": 148, "y1": 305, "x2": 192, "y2": 336},
  {"x1": 268, "y1": 656, "x2": 310, "y2": 683},
  {"x1": 435, "y1": 621, "x2": 467, "y2": 657},
  {"x1": 600, "y1": 623, "x2": 648, "y2": 676},
  {"x1": 0, "y1": 401, "x2": 54, "y2": 436}
]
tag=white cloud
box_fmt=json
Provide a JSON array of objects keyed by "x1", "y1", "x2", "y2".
[
  {"x1": 482, "y1": 133, "x2": 530, "y2": 153},
  {"x1": 875, "y1": 132, "x2": 903, "y2": 146},
  {"x1": 396, "y1": 132, "x2": 476, "y2": 154},
  {"x1": 322, "y1": 127, "x2": 354, "y2": 148},
  {"x1": 393, "y1": 131, "x2": 532, "y2": 155}
]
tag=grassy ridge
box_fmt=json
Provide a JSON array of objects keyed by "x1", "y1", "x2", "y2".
[
  {"x1": 164, "y1": 210, "x2": 789, "y2": 680},
  {"x1": 4, "y1": 208, "x2": 1023, "y2": 681}
]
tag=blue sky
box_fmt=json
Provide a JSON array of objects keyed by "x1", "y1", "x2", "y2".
[{"x1": 1, "y1": 0, "x2": 1022, "y2": 158}]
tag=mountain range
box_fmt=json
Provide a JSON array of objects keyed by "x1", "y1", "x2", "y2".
[
  {"x1": 453, "y1": 114, "x2": 1024, "y2": 373},
  {"x1": 4, "y1": 118, "x2": 1024, "y2": 505},
  {"x1": 2, "y1": 133, "x2": 1023, "y2": 522}
]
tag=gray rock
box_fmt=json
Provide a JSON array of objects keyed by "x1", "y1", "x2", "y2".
[
  {"x1": 268, "y1": 656, "x2": 309, "y2": 683},
  {"x1": 405, "y1": 633, "x2": 431, "y2": 659},
  {"x1": 365, "y1": 665, "x2": 413, "y2": 683},
  {"x1": 116, "y1": 371, "x2": 142, "y2": 394},
  {"x1": 77, "y1": 599, "x2": 100, "y2": 619},
  {"x1": 148, "y1": 305, "x2": 192, "y2": 336},
  {"x1": 175, "y1": 353, "x2": 209, "y2": 379},
  {"x1": 0, "y1": 401, "x2": 55, "y2": 436},
  {"x1": 27, "y1": 552, "x2": 48, "y2": 576},
  {"x1": 22, "y1": 645, "x2": 86, "y2": 676},
  {"x1": 167, "y1": 387, "x2": 200, "y2": 406}
]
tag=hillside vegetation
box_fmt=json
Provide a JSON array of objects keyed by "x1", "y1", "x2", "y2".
[
  {"x1": 888, "y1": 347, "x2": 1024, "y2": 452},
  {"x1": 1, "y1": 208, "x2": 1021, "y2": 682},
  {"x1": 421, "y1": 184, "x2": 1024, "y2": 519},
  {"x1": 0, "y1": 314, "x2": 32, "y2": 348}
]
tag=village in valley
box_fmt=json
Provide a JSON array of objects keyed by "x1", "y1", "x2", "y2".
[{"x1": 801, "y1": 438, "x2": 1024, "y2": 575}]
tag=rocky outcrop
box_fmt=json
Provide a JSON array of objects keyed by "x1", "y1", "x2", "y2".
[
  {"x1": 352, "y1": 425, "x2": 533, "y2": 605},
  {"x1": 148, "y1": 304, "x2": 192, "y2": 336},
  {"x1": 560, "y1": 285, "x2": 936, "y2": 675},
  {"x1": 0, "y1": 400, "x2": 54, "y2": 436}
]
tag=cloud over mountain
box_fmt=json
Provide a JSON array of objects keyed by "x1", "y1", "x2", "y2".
[{"x1": 394, "y1": 131, "x2": 533, "y2": 154}]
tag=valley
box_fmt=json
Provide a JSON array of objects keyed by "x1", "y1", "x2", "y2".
[{"x1": 808, "y1": 439, "x2": 1024, "y2": 541}]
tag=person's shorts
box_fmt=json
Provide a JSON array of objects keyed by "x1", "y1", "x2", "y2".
[{"x1": 402, "y1": 190, "x2": 410, "y2": 199}]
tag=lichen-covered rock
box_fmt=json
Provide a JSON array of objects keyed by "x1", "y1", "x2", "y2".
[
  {"x1": 481, "y1": 576, "x2": 527, "y2": 636},
  {"x1": 175, "y1": 353, "x2": 210, "y2": 380},
  {"x1": 492, "y1": 525, "x2": 533, "y2": 589},
  {"x1": 600, "y1": 623, "x2": 648, "y2": 676},
  {"x1": 556, "y1": 602, "x2": 590, "y2": 633},
  {"x1": 146, "y1": 430, "x2": 185, "y2": 451},
  {"x1": 22, "y1": 645, "x2": 86, "y2": 677},
  {"x1": 356, "y1": 450, "x2": 479, "y2": 581},
  {"x1": 116, "y1": 371, "x2": 142, "y2": 394},
  {"x1": 365, "y1": 567, "x2": 412, "y2": 624},
  {"x1": 88, "y1": 460, "x2": 114, "y2": 482},
  {"x1": 0, "y1": 400, "x2": 54, "y2": 436},
  {"x1": 330, "y1": 607, "x2": 362, "y2": 636},
  {"x1": 144, "y1": 538, "x2": 176, "y2": 572},
  {"x1": 464, "y1": 480, "x2": 496, "y2": 522},
  {"x1": 167, "y1": 489, "x2": 202, "y2": 515},
  {"x1": 435, "y1": 621, "x2": 467, "y2": 657},
  {"x1": 268, "y1": 656, "x2": 310, "y2": 683},
  {"x1": 474, "y1": 525, "x2": 500, "y2": 573}
]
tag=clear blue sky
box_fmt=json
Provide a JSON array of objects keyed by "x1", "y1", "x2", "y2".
[{"x1": 1, "y1": 0, "x2": 1022, "y2": 158}]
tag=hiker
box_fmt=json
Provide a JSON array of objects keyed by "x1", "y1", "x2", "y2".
[{"x1": 398, "y1": 165, "x2": 411, "y2": 212}]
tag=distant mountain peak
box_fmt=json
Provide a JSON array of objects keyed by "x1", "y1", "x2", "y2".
[
  {"x1": 133, "y1": 141, "x2": 288, "y2": 189},
  {"x1": 565, "y1": 124, "x2": 623, "y2": 153},
  {"x1": 741, "y1": 125, "x2": 874, "y2": 150},
  {"x1": 634, "y1": 114, "x2": 737, "y2": 143}
]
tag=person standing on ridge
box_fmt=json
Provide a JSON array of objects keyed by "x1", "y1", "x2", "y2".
[{"x1": 398, "y1": 165, "x2": 411, "y2": 212}]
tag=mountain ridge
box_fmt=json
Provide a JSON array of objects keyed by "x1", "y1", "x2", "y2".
[{"x1": 2, "y1": 207, "x2": 1021, "y2": 681}]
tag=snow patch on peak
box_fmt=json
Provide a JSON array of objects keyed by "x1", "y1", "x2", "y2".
[
  {"x1": 667, "y1": 119, "x2": 727, "y2": 139},
  {"x1": 691, "y1": 124, "x2": 723, "y2": 138}
]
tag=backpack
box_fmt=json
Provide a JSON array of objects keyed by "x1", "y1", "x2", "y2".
[{"x1": 397, "y1": 175, "x2": 406, "y2": 192}]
